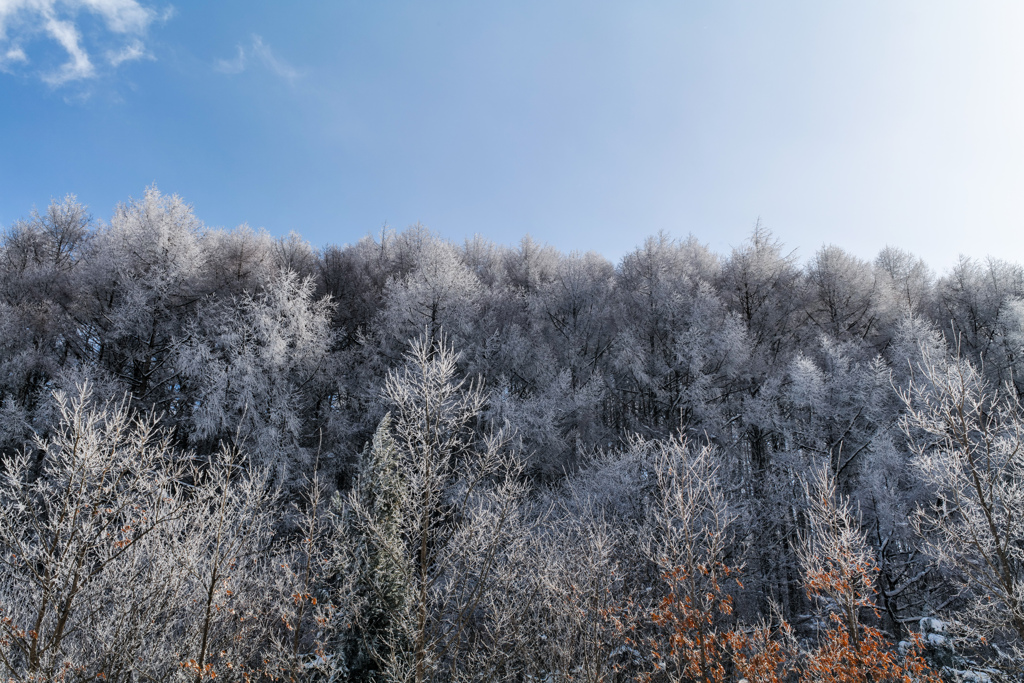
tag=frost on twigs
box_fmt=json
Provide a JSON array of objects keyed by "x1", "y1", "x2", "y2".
[
  {"x1": 638, "y1": 437, "x2": 796, "y2": 683},
  {"x1": 799, "y1": 466, "x2": 939, "y2": 683},
  {"x1": 900, "y1": 345, "x2": 1024, "y2": 669},
  {"x1": 0, "y1": 384, "x2": 299, "y2": 682},
  {"x1": 0, "y1": 384, "x2": 194, "y2": 680},
  {"x1": 336, "y1": 331, "x2": 527, "y2": 683}
]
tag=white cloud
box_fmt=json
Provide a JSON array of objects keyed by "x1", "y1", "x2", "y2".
[
  {"x1": 0, "y1": 0, "x2": 164, "y2": 85},
  {"x1": 214, "y1": 43, "x2": 245, "y2": 75},
  {"x1": 78, "y1": 0, "x2": 155, "y2": 33},
  {"x1": 40, "y1": 14, "x2": 94, "y2": 84},
  {"x1": 0, "y1": 43, "x2": 26, "y2": 72},
  {"x1": 250, "y1": 35, "x2": 299, "y2": 81},
  {"x1": 107, "y1": 37, "x2": 149, "y2": 66},
  {"x1": 3, "y1": 44, "x2": 25, "y2": 61},
  {"x1": 216, "y1": 34, "x2": 301, "y2": 83}
]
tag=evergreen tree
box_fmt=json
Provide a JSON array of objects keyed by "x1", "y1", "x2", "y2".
[{"x1": 341, "y1": 414, "x2": 413, "y2": 681}]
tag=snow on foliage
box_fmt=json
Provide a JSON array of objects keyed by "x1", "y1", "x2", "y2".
[{"x1": 3, "y1": 190, "x2": 1024, "y2": 678}]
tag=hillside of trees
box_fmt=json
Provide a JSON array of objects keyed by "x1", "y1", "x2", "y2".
[{"x1": 2, "y1": 187, "x2": 1024, "y2": 681}]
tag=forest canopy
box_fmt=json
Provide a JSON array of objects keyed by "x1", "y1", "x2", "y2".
[{"x1": 2, "y1": 188, "x2": 1023, "y2": 682}]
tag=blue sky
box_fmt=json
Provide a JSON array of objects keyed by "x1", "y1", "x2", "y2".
[{"x1": 1, "y1": 1, "x2": 1023, "y2": 271}]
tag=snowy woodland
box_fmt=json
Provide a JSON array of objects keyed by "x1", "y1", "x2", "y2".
[{"x1": 3, "y1": 187, "x2": 1024, "y2": 682}]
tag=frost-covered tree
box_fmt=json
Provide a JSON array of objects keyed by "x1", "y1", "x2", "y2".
[
  {"x1": 931, "y1": 256, "x2": 1024, "y2": 382},
  {"x1": 78, "y1": 186, "x2": 207, "y2": 403},
  {"x1": 798, "y1": 466, "x2": 939, "y2": 683},
  {"x1": 0, "y1": 386, "x2": 194, "y2": 681},
  {"x1": 527, "y1": 250, "x2": 617, "y2": 465},
  {"x1": 366, "y1": 333, "x2": 526, "y2": 683},
  {"x1": 718, "y1": 225, "x2": 807, "y2": 472},
  {"x1": 318, "y1": 231, "x2": 398, "y2": 349},
  {"x1": 640, "y1": 437, "x2": 741, "y2": 683},
  {"x1": 875, "y1": 246, "x2": 932, "y2": 317},
  {"x1": 172, "y1": 445, "x2": 281, "y2": 682},
  {"x1": 502, "y1": 235, "x2": 560, "y2": 295},
  {"x1": 0, "y1": 195, "x2": 91, "y2": 413},
  {"x1": 264, "y1": 466, "x2": 344, "y2": 683},
  {"x1": 718, "y1": 224, "x2": 805, "y2": 365},
  {"x1": 781, "y1": 337, "x2": 893, "y2": 481},
  {"x1": 992, "y1": 296, "x2": 1024, "y2": 398},
  {"x1": 0, "y1": 385, "x2": 301, "y2": 682},
  {"x1": 376, "y1": 233, "x2": 482, "y2": 356},
  {"x1": 804, "y1": 245, "x2": 888, "y2": 347},
  {"x1": 900, "y1": 347, "x2": 1024, "y2": 661},
  {"x1": 274, "y1": 231, "x2": 319, "y2": 282},
  {"x1": 175, "y1": 269, "x2": 335, "y2": 483},
  {"x1": 339, "y1": 414, "x2": 412, "y2": 681},
  {"x1": 612, "y1": 234, "x2": 744, "y2": 435},
  {"x1": 201, "y1": 223, "x2": 276, "y2": 298}
]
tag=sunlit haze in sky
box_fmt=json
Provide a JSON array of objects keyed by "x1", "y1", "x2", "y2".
[{"x1": 2, "y1": 1, "x2": 1023, "y2": 271}]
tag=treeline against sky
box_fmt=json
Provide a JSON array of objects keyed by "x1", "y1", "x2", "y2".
[{"x1": 1, "y1": 187, "x2": 1023, "y2": 681}]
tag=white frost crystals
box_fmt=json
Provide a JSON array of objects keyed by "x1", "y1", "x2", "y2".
[
  {"x1": 900, "y1": 345, "x2": 1024, "y2": 658},
  {"x1": 0, "y1": 385, "x2": 193, "y2": 679},
  {"x1": 0, "y1": 384, "x2": 292, "y2": 681}
]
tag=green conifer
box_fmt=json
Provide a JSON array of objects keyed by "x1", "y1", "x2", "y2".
[{"x1": 341, "y1": 413, "x2": 413, "y2": 682}]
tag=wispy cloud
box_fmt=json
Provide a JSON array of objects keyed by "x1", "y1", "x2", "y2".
[
  {"x1": 0, "y1": 0, "x2": 168, "y2": 85},
  {"x1": 40, "y1": 14, "x2": 94, "y2": 84},
  {"x1": 1, "y1": 43, "x2": 26, "y2": 65},
  {"x1": 216, "y1": 34, "x2": 301, "y2": 83},
  {"x1": 0, "y1": 45, "x2": 25, "y2": 74},
  {"x1": 78, "y1": 0, "x2": 156, "y2": 33},
  {"x1": 215, "y1": 43, "x2": 245, "y2": 75},
  {"x1": 107, "y1": 37, "x2": 149, "y2": 66}
]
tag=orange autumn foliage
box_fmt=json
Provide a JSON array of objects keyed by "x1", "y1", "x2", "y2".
[
  {"x1": 643, "y1": 562, "x2": 794, "y2": 683},
  {"x1": 800, "y1": 549, "x2": 939, "y2": 683},
  {"x1": 645, "y1": 563, "x2": 736, "y2": 683},
  {"x1": 797, "y1": 469, "x2": 940, "y2": 683},
  {"x1": 726, "y1": 623, "x2": 796, "y2": 683},
  {"x1": 641, "y1": 544, "x2": 940, "y2": 683}
]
